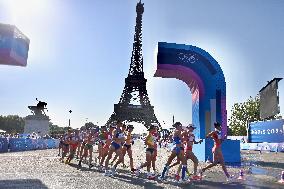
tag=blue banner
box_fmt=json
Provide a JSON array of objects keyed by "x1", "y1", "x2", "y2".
[
  {"x1": 0, "y1": 138, "x2": 8, "y2": 153},
  {"x1": 9, "y1": 138, "x2": 27, "y2": 152},
  {"x1": 25, "y1": 139, "x2": 37, "y2": 150},
  {"x1": 248, "y1": 119, "x2": 284, "y2": 143},
  {"x1": 2, "y1": 138, "x2": 59, "y2": 152},
  {"x1": 46, "y1": 139, "x2": 57, "y2": 149}
]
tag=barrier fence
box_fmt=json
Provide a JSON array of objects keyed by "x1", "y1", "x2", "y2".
[
  {"x1": 228, "y1": 135, "x2": 284, "y2": 152},
  {"x1": 240, "y1": 142, "x2": 284, "y2": 152},
  {"x1": 0, "y1": 138, "x2": 59, "y2": 153}
]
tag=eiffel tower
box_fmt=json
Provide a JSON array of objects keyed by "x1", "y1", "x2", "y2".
[{"x1": 106, "y1": 0, "x2": 161, "y2": 129}]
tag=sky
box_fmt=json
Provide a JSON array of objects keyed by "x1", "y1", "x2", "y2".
[{"x1": 0, "y1": 0, "x2": 283, "y2": 134}]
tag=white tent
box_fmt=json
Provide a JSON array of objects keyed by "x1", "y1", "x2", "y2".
[{"x1": 0, "y1": 129, "x2": 6, "y2": 133}]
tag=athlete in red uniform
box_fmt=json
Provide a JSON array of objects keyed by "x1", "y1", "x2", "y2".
[
  {"x1": 200, "y1": 122, "x2": 231, "y2": 181},
  {"x1": 65, "y1": 129, "x2": 80, "y2": 164},
  {"x1": 60, "y1": 130, "x2": 72, "y2": 162},
  {"x1": 175, "y1": 124, "x2": 202, "y2": 180},
  {"x1": 99, "y1": 125, "x2": 115, "y2": 169},
  {"x1": 98, "y1": 126, "x2": 108, "y2": 162},
  {"x1": 78, "y1": 129, "x2": 98, "y2": 168},
  {"x1": 76, "y1": 126, "x2": 87, "y2": 159}
]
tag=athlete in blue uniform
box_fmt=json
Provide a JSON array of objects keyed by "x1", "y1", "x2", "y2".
[
  {"x1": 104, "y1": 121, "x2": 125, "y2": 176},
  {"x1": 158, "y1": 122, "x2": 188, "y2": 182}
]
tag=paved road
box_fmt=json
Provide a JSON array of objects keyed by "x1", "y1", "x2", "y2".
[{"x1": 0, "y1": 141, "x2": 283, "y2": 189}]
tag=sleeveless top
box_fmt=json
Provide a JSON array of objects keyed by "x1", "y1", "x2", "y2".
[
  {"x1": 125, "y1": 132, "x2": 132, "y2": 145},
  {"x1": 115, "y1": 129, "x2": 125, "y2": 139},
  {"x1": 212, "y1": 130, "x2": 222, "y2": 149},
  {"x1": 186, "y1": 133, "x2": 195, "y2": 151},
  {"x1": 145, "y1": 134, "x2": 155, "y2": 148},
  {"x1": 173, "y1": 136, "x2": 182, "y2": 145}
]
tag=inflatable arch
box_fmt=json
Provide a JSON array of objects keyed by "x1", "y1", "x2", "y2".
[
  {"x1": 155, "y1": 42, "x2": 227, "y2": 139},
  {"x1": 154, "y1": 42, "x2": 240, "y2": 162}
]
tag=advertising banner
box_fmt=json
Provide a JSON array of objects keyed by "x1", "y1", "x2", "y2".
[{"x1": 248, "y1": 119, "x2": 284, "y2": 143}]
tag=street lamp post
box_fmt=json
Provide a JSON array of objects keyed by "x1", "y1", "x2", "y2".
[{"x1": 68, "y1": 110, "x2": 72, "y2": 127}]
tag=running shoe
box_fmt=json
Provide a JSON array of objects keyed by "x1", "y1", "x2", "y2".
[
  {"x1": 100, "y1": 166, "x2": 106, "y2": 172},
  {"x1": 111, "y1": 167, "x2": 117, "y2": 175},
  {"x1": 89, "y1": 163, "x2": 94, "y2": 169},
  {"x1": 175, "y1": 174, "x2": 180, "y2": 181},
  {"x1": 78, "y1": 160, "x2": 82, "y2": 167},
  {"x1": 226, "y1": 175, "x2": 234, "y2": 182},
  {"x1": 104, "y1": 170, "x2": 111, "y2": 176},
  {"x1": 157, "y1": 176, "x2": 166, "y2": 181},
  {"x1": 187, "y1": 172, "x2": 193, "y2": 177},
  {"x1": 135, "y1": 169, "x2": 140, "y2": 176},
  {"x1": 198, "y1": 169, "x2": 204, "y2": 178},
  {"x1": 152, "y1": 171, "x2": 158, "y2": 177},
  {"x1": 179, "y1": 178, "x2": 190, "y2": 184},
  {"x1": 147, "y1": 175, "x2": 155, "y2": 180},
  {"x1": 165, "y1": 167, "x2": 170, "y2": 177},
  {"x1": 98, "y1": 166, "x2": 103, "y2": 171},
  {"x1": 191, "y1": 175, "x2": 202, "y2": 181}
]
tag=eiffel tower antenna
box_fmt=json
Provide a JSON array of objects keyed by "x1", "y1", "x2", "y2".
[
  {"x1": 106, "y1": 0, "x2": 161, "y2": 129},
  {"x1": 129, "y1": 0, "x2": 144, "y2": 75}
]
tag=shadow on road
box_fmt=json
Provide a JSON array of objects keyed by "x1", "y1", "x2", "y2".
[
  {"x1": 60, "y1": 161, "x2": 283, "y2": 189},
  {"x1": 0, "y1": 179, "x2": 48, "y2": 189},
  {"x1": 191, "y1": 180, "x2": 276, "y2": 189},
  {"x1": 111, "y1": 171, "x2": 164, "y2": 189},
  {"x1": 253, "y1": 161, "x2": 284, "y2": 169}
]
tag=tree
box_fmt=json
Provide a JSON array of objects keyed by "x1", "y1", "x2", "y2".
[
  {"x1": 0, "y1": 115, "x2": 25, "y2": 134},
  {"x1": 228, "y1": 95, "x2": 261, "y2": 136},
  {"x1": 84, "y1": 122, "x2": 96, "y2": 130},
  {"x1": 49, "y1": 122, "x2": 70, "y2": 136},
  {"x1": 229, "y1": 95, "x2": 282, "y2": 136}
]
